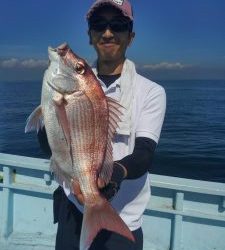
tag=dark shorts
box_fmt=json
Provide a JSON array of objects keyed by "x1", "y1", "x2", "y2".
[{"x1": 53, "y1": 186, "x2": 143, "y2": 250}]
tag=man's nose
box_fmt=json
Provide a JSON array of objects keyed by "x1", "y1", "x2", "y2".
[{"x1": 102, "y1": 28, "x2": 114, "y2": 38}]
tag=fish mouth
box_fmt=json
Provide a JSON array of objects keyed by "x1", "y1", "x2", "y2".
[
  {"x1": 47, "y1": 80, "x2": 79, "y2": 95},
  {"x1": 49, "y1": 43, "x2": 70, "y2": 57},
  {"x1": 57, "y1": 43, "x2": 70, "y2": 57}
]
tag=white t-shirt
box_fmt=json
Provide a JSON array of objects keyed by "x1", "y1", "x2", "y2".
[{"x1": 64, "y1": 71, "x2": 166, "y2": 231}]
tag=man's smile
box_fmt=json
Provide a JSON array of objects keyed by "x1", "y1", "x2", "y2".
[{"x1": 100, "y1": 42, "x2": 117, "y2": 48}]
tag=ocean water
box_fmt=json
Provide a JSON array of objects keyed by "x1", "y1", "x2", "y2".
[{"x1": 0, "y1": 80, "x2": 225, "y2": 183}]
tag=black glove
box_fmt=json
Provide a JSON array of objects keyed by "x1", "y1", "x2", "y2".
[{"x1": 100, "y1": 162, "x2": 126, "y2": 201}]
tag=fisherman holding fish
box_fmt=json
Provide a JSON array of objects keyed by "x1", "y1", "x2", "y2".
[{"x1": 30, "y1": 0, "x2": 166, "y2": 249}]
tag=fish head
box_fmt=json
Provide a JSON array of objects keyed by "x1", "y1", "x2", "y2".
[
  {"x1": 56, "y1": 43, "x2": 99, "y2": 91},
  {"x1": 45, "y1": 43, "x2": 101, "y2": 97},
  {"x1": 46, "y1": 44, "x2": 82, "y2": 95}
]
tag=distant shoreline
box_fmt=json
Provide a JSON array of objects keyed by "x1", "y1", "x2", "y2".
[{"x1": 1, "y1": 79, "x2": 225, "y2": 84}]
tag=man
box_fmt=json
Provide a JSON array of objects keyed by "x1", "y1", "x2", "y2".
[{"x1": 38, "y1": 1, "x2": 166, "y2": 249}]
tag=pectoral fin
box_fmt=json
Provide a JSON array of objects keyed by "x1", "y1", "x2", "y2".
[
  {"x1": 53, "y1": 93, "x2": 71, "y2": 147},
  {"x1": 25, "y1": 105, "x2": 44, "y2": 133}
]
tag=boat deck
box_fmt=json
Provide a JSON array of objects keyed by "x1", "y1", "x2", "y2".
[{"x1": 0, "y1": 153, "x2": 225, "y2": 250}]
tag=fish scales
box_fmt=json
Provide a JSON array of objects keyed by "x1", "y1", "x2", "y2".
[{"x1": 66, "y1": 92, "x2": 107, "y2": 200}]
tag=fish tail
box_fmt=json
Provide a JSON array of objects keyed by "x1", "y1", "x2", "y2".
[{"x1": 80, "y1": 199, "x2": 135, "y2": 250}]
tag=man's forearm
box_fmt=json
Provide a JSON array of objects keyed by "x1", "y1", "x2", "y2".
[{"x1": 117, "y1": 137, "x2": 157, "y2": 179}]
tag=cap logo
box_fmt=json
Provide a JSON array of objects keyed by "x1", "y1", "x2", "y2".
[{"x1": 112, "y1": 0, "x2": 124, "y2": 6}]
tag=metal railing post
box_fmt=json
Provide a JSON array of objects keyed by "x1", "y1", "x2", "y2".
[
  {"x1": 222, "y1": 196, "x2": 225, "y2": 209},
  {"x1": 1, "y1": 166, "x2": 13, "y2": 238},
  {"x1": 171, "y1": 192, "x2": 184, "y2": 250}
]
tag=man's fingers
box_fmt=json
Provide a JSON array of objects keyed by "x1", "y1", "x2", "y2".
[
  {"x1": 72, "y1": 179, "x2": 81, "y2": 195},
  {"x1": 76, "y1": 193, "x2": 85, "y2": 205},
  {"x1": 71, "y1": 179, "x2": 84, "y2": 205},
  {"x1": 98, "y1": 177, "x2": 106, "y2": 189},
  {"x1": 71, "y1": 178, "x2": 107, "y2": 204}
]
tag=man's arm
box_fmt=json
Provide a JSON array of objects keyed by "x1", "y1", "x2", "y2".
[
  {"x1": 102, "y1": 85, "x2": 166, "y2": 200},
  {"x1": 118, "y1": 137, "x2": 157, "y2": 179},
  {"x1": 101, "y1": 137, "x2": 156, "y2": 200},
  {"x1": 37, "y1": 127, "x2": 52, "y2": 157}
]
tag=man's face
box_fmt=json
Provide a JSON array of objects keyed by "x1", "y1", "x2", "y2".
[{"x1": 88, "y1": 7, "x2": 135, "y2": 63}]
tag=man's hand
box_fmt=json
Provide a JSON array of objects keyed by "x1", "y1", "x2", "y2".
[
  {"x1": 72, "y1": 162, "x2": 126, "y2": 204},
  {"x1": 71, "y1": 177, "x2": 106, "y2": 205}
]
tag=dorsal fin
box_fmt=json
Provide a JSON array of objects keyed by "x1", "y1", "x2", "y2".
[{"x1": 99, "y1": 97, "x2": 124, "y2": 183}]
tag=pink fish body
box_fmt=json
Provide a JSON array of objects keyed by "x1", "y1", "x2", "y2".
[{"x1": 25, "y1": 43, "x2": 134, "y2": 250}]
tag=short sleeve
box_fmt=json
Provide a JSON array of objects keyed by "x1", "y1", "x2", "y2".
[{"x1": 136, "y1": 86, "x2": 166, "y2": 143}]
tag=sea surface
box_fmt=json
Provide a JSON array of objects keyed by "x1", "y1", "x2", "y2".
[{"x1": 0, "y1": 80, "x2": 225, "y2": 183}]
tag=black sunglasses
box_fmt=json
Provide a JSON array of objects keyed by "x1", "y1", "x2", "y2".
[{"x1": 89, "y1": 18, "x2": 132, "y2": 33}]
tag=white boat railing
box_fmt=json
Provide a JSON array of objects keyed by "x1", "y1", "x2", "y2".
[{"x1": 0, "y1": 153, "x2": 225, "y2": 250}]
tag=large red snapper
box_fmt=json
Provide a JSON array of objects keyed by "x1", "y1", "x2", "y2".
[{"x1": 25, "y1": 43, "x2": 134, "y2": 250}]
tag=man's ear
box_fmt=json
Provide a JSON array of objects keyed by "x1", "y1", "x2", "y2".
[
  {"x1": 128, "y1": 32, "x2": 135, "y2": 47},
  {"x1": 88, "y1": 30, "x2": 92, "y2": 45}
]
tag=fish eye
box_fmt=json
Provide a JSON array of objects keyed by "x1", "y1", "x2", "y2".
[{"x1": 75, "y1": 62, "x2": 85, "y2": 74}]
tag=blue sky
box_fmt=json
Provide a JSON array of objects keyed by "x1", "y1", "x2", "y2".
[{"x1": 0, "y1": 0, "x2": 225, "y2": 81}]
